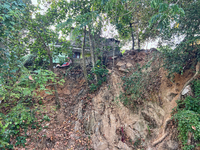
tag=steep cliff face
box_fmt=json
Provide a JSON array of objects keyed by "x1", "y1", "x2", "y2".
[
  {"x1": 81, "y1": 72, "x2": 164, "y2": 149},
  {"x1": 79, "y1": 50, "x2": 195, "y2": 150}
]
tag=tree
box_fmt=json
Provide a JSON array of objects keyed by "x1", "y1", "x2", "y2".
[
  {"x1": 1, "y1": 0, "x2": 66, "y2": 108},
  {"x1": 81, "y1": 26, "x2": 88, "y2": 85},
  {"x1": 150, "y1": 0, "x2": 199, "y2": 75},
  {"x1": 23, "y1": 10, "x2": 64, "y2": 108},
  {"x1": 104, "y1": 0, "x2": 158, "y2": 50},
  {"x1": 48, "y1": 0, "x2": 105, "y2": 85},
  {"x1": 0, "y1": 0, "x2": 27, "y2": 95}
]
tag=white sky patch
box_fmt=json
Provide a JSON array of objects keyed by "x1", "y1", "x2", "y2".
[{"x1": 31, "y1": 0, "x2": 37, "y2": 5}]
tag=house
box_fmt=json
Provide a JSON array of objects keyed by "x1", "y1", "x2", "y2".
[{"x1": 52, "y1": 33, "x2": 120, "y2": 65}]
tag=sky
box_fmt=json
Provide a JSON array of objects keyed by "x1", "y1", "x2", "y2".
[{"x1": 31, "y1": 0, "x2": 37, "y2": 5}]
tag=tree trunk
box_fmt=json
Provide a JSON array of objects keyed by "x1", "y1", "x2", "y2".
[
  {"x1": 138, "y1": 38, "x2": 140, "y2": 49},
  {"x1": 46, "y1": 48, "x2": 60, "y2": 109},
  {"x1": 137, "y1": 29, "x2": 140, "y2": 49},
  {"x1": 88, "y1": 27, "x2": 97, "y2": 82},
  {"x1": 88, "y1": 28, "x2": 95, "y2": 68},
  {"x1": 130, "y1": 23, "x2": 134, "y2": 50},
  {"x1": 112, "y1": 47, "x2": 115, "y2": 70},
  {"x1": 81, "y1": 26, "x2": 88, "y2": 86}
]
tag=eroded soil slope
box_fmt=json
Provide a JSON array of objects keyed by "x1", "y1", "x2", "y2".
[{"x1": 22, "y1": 50, "x2": 196, "y2": 150}]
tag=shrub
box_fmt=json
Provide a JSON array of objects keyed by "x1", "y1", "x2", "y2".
[
  {"x1": 173, "y1": 80, "x2": 200, "y2": 150},
  {"x1": 88, "y1": 60, "x2": 109, "y2": 92},
  {"x1": 0, "y1": 69, "x2": 62, "y2": 149},
  {"x1": 0, "y1": 104, "x2": 37, "y2": 149},
  {"x1": 119, "y1": 53, "x2": 161, "y2": 106}
]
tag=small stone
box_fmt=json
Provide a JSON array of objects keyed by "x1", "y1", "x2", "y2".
[
  {"x1": 125, "y1": 127, "x2": 140, "y2": 142},
  {"x1": 166, "y1": 140, "x2": 178, "y2": 150},
  {"x1": 107, "y1": 69, "x2": 112, "y2": 74},
  {"x1": 117, "y1": 141, "x2": 132, "y2": 150},
  {"x1": 116, "y1": 61, "x2": 126, "y2": 67},
  {"x1": 119, "y1": 67, "x2": 129, "y2": 73},
  {"x1": 126, "y1": 62, "x2": 133, "y2": 68},
  {"x1": 112, "y1": 56, "x2": 118, "y2": 59},
  {"x1": 182, "y1": 85, "x2": 193, "y2": 96}
]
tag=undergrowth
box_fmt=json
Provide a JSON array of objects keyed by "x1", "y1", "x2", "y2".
[
  {"x1": 173, "y1": 79, "x2": 200, "y2": 150},
  {"x1": 160, "y1": 45, "x2": 200, "y2": 79},
  {"x1": 88, "y1": 60, "x2": 109, "y2": 92},
  {"x1": 119, "y1": 52, "x2": 161, "y2": 107},
  {"x1": 0, "y1": 104, "x2": 37, "y2": 149},
  {"x1": 0, "y1": 69, "x2": 62, "y2": 149}
]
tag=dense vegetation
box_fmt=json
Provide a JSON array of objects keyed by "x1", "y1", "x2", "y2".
[
  {"x1": 173, "y1": 80, "x2": 200, "y2": 150},
  {"x1": 0, "y1": 0, "x2": 199, "y2": 149}
]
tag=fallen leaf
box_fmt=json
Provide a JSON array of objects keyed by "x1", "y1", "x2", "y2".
[
  {"x1": 192, "y1": 126, "x2": 196, "y2": 130},
  {"x1": 29, "y1": 75, "x2": 34, "y2": 81},
  {"x1": 50, "y1": 136, "x2": 53, "y2": 141}
]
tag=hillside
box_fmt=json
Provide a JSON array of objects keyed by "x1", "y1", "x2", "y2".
[
  {"x1": 1, "y1": 0, "x2": 200, "y2": 150},
  {"x1": 14, "y1": 49, "x2": 199, "y2": 150}
]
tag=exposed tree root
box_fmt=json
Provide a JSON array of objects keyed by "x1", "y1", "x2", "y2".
[
  {"x1": 163, "y1": 118, "x2": 172, "y2": 133},
  {"x1": 152, "y1": 132, "x2": 169, "y2": 147},
  {"x1": 152, "y1": 117, "x2": 171, "y2": 147}
]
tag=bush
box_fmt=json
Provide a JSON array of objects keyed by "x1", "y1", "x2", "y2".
[
  {"x1": 173, "y1": 110, "x2": 200, "y2": 150},
  {"x1": 0, "y1": 69, "x2": 62, "y2": 149},
  {"x1": 88, "y1": 60, "x2": 109, "y2": 92},
  {"x1": 0, "y1": 104, "x2": 37, "y2": 149},
  {"x1": 173, "y1": 80, "x2": 200, "y2": 150}
]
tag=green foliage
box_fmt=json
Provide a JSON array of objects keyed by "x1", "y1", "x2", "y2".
[
  {"x1": 0, "y1": 69, "x2": 63, "y2": 108},
  {"x1": 105, "y1": 0, "x2": 158, "y2": 49},
  {"x1": 0, "y1": 122, "x2": 9, "y2": 148},
  {"x1": 0, "y1": 0, "x2": 25, "y2": 37},
  {"x1": 0, "y1": 68, "x2": 63, "y2": 148},
  {"x1": 1, "y1": 0, "x2": 198, "y2": 148},
  {"x1": 174, "y1": 110, "x2": 199, "y2": 150},
  {"x1": 173, "y1": 80, "x2": 200, "y2": 150},
  {"x1": 151, "y1": 0, "x2": 200, "y2": 75},
  {"x1": 0, "y1": 0, "x2": 66, "y2": 147},
  {"x1": 184, "y1": 96, "x2": 200, "y2": 115},
  {"x1": 192, "y1": 79, "x2": 200, "y2": 97},
  {"x1": 159, "y1": 45, "x2": 186, "y2": 77},
  {"x1": 121, "y1": 50, "x2": 126, "y2": 55},
  {"x1": 0, "y1": 103, "x2": 51, "y2": 149},
  {"x1": 88, "y1": 60, "x2": 109, "y2": 92},
  {"x1": 43, "y1": 115, "x2": 50, "y2": 122},
  {"x1": 0, "y1": 104, "x2": 39, "y2": 149},
  {"x1": 120, "y1": 70, "x2": 144, "y2": 105},
  {"x1": 149, "y1": 0, "x2": 185, "y2": 30}
]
